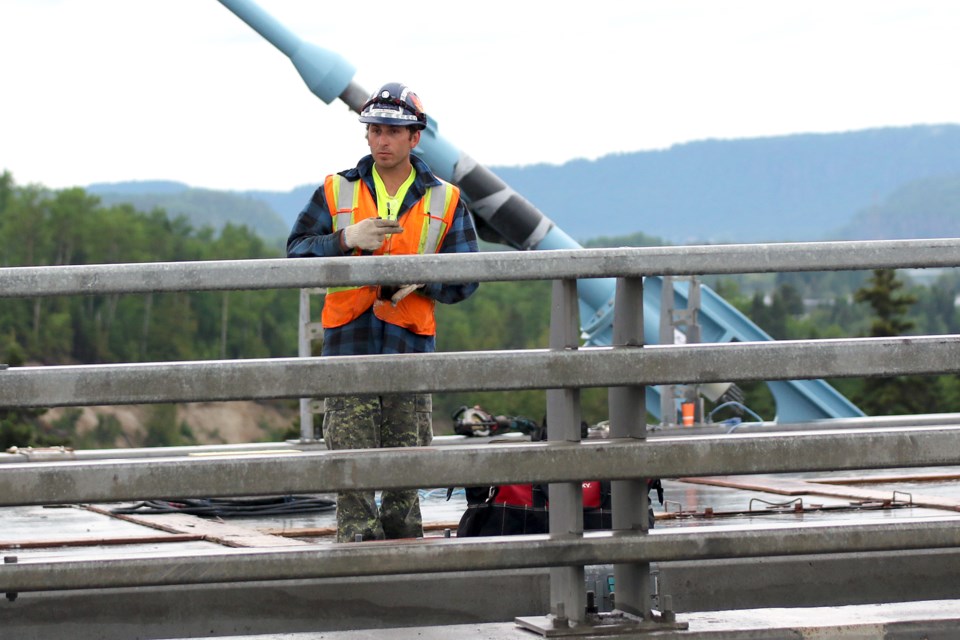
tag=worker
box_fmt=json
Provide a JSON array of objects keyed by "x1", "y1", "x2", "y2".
[{"x1": 287, "y1": 82, "x2": 479, "y2": 543}]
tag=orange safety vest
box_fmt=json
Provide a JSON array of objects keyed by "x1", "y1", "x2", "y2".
[{"x1": 321, "y1": 173, "x2": 459, "y2": 335}]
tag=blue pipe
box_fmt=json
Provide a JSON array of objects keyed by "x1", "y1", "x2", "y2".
[{"x1": 217, "y1": 0, "x2": 863, "y2": 423}]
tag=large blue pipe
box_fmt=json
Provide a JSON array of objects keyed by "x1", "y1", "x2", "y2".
[{"x1": 217, "y1": 0, "x2": 863, "y2": 423}]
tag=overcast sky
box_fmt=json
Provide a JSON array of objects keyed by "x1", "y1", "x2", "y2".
[{"x1": 2, "y1": 0, "x2": 959, "y2": 192}]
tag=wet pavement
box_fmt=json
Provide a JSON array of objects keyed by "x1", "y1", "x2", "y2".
[{"x1": 6, "y1": 468, "x2": 960, "y2": 551}]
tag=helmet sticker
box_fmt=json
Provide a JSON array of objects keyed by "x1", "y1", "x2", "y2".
[{"x1": 409, "y1": 92, "x2": 424, "y2": 114}]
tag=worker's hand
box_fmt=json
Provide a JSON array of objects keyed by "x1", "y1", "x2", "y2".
[
  {"x1": 390, "y1": 284, "x2": 424, "y2": 306},
  {"x1": 343, "y1": 218, "x2": 402, "y2": 251}
]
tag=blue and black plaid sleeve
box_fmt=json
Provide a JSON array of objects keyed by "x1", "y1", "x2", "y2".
[{"x1": 286, "y1": 185, "x2": 347, "y2": 258}]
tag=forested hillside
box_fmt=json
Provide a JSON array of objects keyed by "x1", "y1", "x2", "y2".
[
  {"x1": 88, "y1": 181, "x2": 289, "y2": 246},
  {"x1": 88, "y1": 125, "x2": 960, "y2": 248},
  {"x1": 837, "y1": 174, "x2": 960, "y2": 240},
  {"x1": 0, "y1": 174, "x2": 296, "y2": 366},
  {"x1": 492, "y1": 125, "x2": 960, "y2": 244},
  {"x1": 0, "y1": 172, "x2": 300, "y2": 449},
  {"x1": 1, "y1": 172, "x2": 571, "y2": 448},
  {"x1": 5, "y1": 152, "x2": 960, "y2": 450}
]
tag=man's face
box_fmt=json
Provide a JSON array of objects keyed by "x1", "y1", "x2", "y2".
[{"x1": 366, "y1": 124, "x2": 419, "y2": 171}]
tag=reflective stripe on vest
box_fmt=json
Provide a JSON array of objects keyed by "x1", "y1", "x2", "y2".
[
  {"x1": 321, "y1": 173, "x2": 459, "y2": 334},
  {"x1": 419, "y1": 183, "x2": 450, "y2": 255},
  {"x1": 326, "y1": 176, "x2": 449, "y2": 296},
  {"x1": 333, "y1": 175, "x2": 449, "y2": 255},
  {"x1": 333, "y1": 176, "x2": 358, "y2": 230}
]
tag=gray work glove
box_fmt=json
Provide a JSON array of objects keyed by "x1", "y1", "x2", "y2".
[{"x1": 343, "y1": 218, "x2": 402, "y2": 251}]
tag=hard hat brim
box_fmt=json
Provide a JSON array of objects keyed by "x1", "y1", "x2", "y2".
[{"x1": 359, "y1": 114, "x2": 426, "y2": 130}]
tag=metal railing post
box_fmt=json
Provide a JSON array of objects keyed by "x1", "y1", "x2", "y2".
[
  {"x1": 547, "y1": 278, "x2": 585, "y2": 626},
  {"x1": 659, "y1": 275, "x2": 676, "y2": 425},
  {"x1": 298, "y1": 288, "x2": 313, "y2": 441},
  {"x1": 609, "y1": 275, "x2": 651, "y2": 619},
  {"x1": 685, "y1": 276, "x2": 703, "y2": 424},
  {"x1": 297, "y1": 288, "x2": 325, "y2": 442}
]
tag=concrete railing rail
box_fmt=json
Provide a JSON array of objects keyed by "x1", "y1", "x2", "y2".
[{"x1": 2, "y1": 238, "x2": 960, "y2": 629}]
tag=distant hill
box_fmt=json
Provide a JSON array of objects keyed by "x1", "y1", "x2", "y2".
[
  {"x1": 87, "y1": 180, "x2": 190, "y2": 196},
  {"x1": 491, "y1": 124, "x2": 960, "y2": 244},
  {"x1": 836, "y1": 173, "x2": 960, "y2": 240},
  {"x1": 87, "y1": 182, "x2": 289, "y2": 245},
  {"x1": 244, "y1": 184, "x2": 317, "y2": 226},
  {"x1": 86, "y1": 124, "x2": 960, "y2": 246}
]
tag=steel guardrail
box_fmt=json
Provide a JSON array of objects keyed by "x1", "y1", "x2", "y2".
[
  {"x1": 0, "y1": 335, "x2": 959, "y2": 408},
  {"x1": 0, "y1": 238, "x2": 958, "y2": 297},
  {"x1": 2, "y1": 518, "x2": 958, "y2": 592},
  {"x1": 3, "y1": 427, "x2": 960, "y2": 506}
]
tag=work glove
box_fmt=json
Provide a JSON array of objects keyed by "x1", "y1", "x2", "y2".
[
  {"x1": 343, "y1": 218, "x2": 402, "y2": 251},
  {"x1": 390, "y1": 284, "x2": 424, "y2": 306},
  {"x1": 376, "y1": 284, "x2": 424, "y2": 307}
]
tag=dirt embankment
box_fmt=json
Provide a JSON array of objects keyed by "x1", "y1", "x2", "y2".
[{"x1": 42, "y1": 400, "x2": 299, "y2": 447}]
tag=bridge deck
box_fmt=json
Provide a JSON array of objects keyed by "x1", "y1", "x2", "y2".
[
  {"x1": 7, "y1": 468, "x2": 960, "y2": 552},
  {"x1": 4, "y1": 465, "x2": 960, "y2": 638}
]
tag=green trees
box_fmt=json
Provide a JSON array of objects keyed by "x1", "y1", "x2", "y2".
[
  {"x1": 854, "y1": 269, "x2": 917, "y2": 338},
  {"x1": 0, "y1": 173, "x2": 297, "y2": 367},
  {"x1": 730, "y1": 267, "x2": 958, "y2": 417},
  {"x1": 852, "y1": 269, "x2": 939, "y2": 415},
  {"x1": 5, "y1": 168, "x2": 960, "y2": 445},
  {"x1": 0, "y1": 339, "x2": 55, "y2": 450},
  {"x1": 433, "y1": 280, "x2": 557, "y2": 427},
  {"x1": 0, "y1": 173, "x2": 297, "y2": 448}
]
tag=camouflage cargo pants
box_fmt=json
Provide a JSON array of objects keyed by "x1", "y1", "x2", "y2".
[{"x1": 323, "y1": 393, "x2": 433, "y2": 543}]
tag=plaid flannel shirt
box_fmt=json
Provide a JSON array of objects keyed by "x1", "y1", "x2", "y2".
[{"x1": 286, "y1": 154, "x2": 479, "y2": 356}]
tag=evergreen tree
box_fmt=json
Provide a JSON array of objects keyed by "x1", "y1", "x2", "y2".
[
  {"x1": 853, "y1": 269, "x2": 936, "y2": 415},
  {"x1": 854, "y1": 269, "x2": 917, "y2": 337}
]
